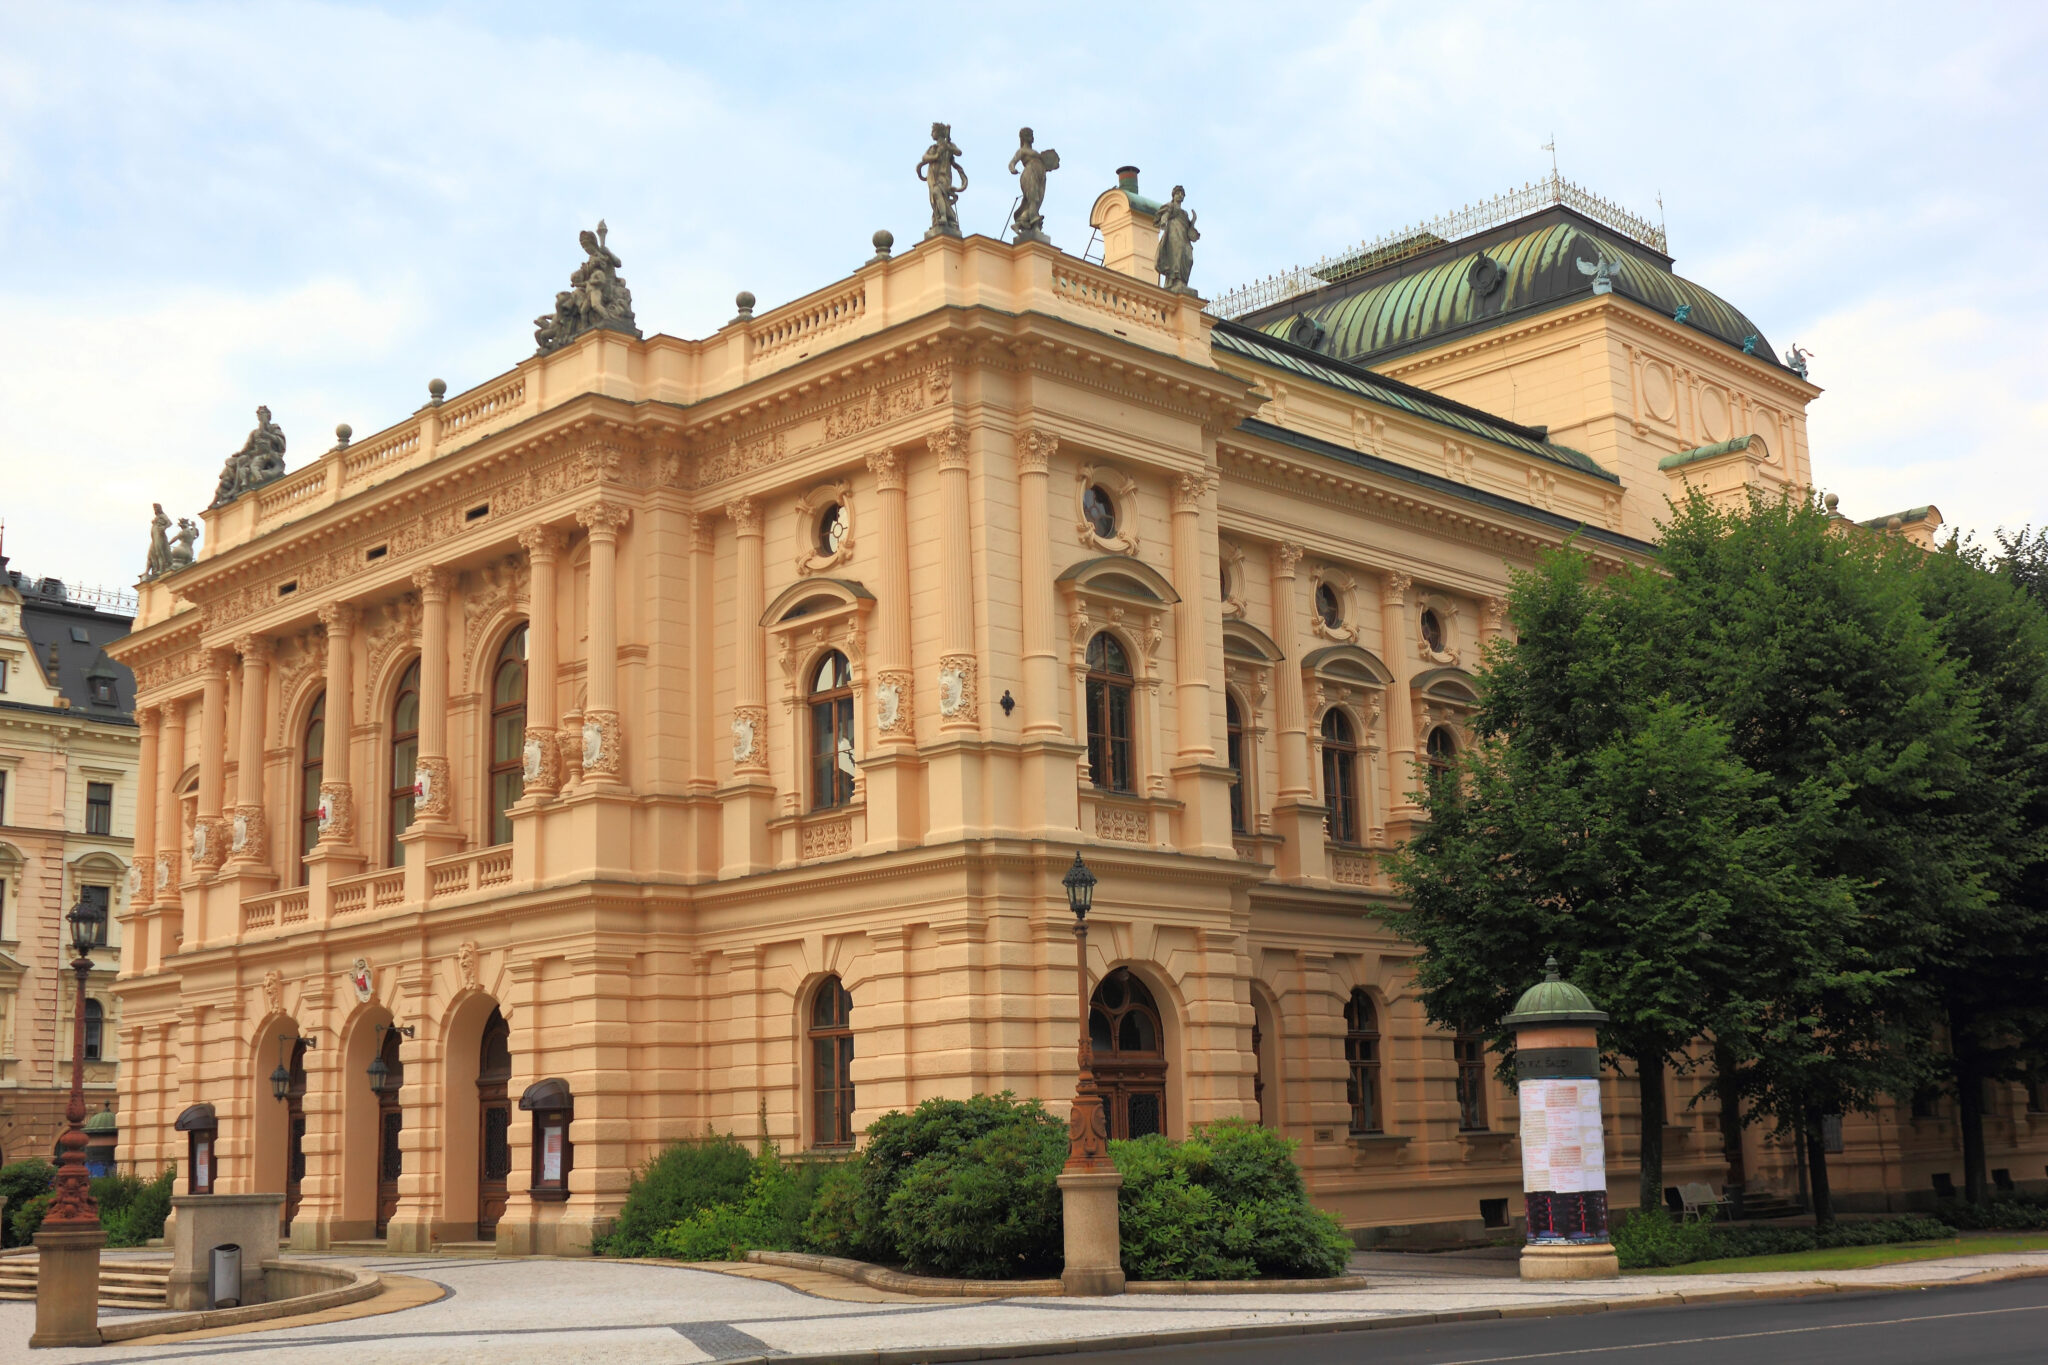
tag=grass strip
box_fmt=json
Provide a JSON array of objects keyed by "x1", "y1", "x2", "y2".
[{"x1": 1632, "y1": 1232, "x2": 2048, "y2": 1276}]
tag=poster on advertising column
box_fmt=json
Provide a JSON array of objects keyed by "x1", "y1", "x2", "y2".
[{"x1": 1520, "y1": 1078, "x2": 1607, "y2": 1193}]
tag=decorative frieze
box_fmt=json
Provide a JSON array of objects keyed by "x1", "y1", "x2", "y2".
[{"x1": 1095, "y1": 803, "x2": 1151, "y2": 844}]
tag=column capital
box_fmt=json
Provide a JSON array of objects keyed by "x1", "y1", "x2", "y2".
[
  {"x1": 235, "y1": 634, "x2": 272, "y2": 666},
  {"x1": 927, "y1": 423, "x2": 969, "y2": 471},
  {"x1": 412, "y1": 565, "x2": 453, "y2": 600},
  {"x1": 317, "y1": 601, "x2": 359, "y2": 634},
  {"x1": 725, "y1": 496, "x2": 762, "y2": 536},
  {"x1": 1482, "y1": 595, "x2": 1509, "y2": 636},
  {"x1": 516, "y1": 523, "x2": 567, "y2": 561},
  {"x1": 1270, "y1": 541, "x2": 1305, "y2": 576},
  {"x1": 1380, "y1": 571, "x2": 1412, "y2": 607},
  {"x1": 205, "y1": 645, "x2": 236, "y2": 677},
  {"x1": 1017, "y1": 428, "x2": 1058, "y2": 475},
  {"x1": 575, "y1": 499, "x2": 632, "y2": 540},
  {"x1": 865, "y1": 447, "x2": 906, "y2": 492},
  {"x1": 1170, "y1": 468, "x2": 1219, "y2": 514},
  {"x1": 137, "y1": 704, "x2": 162, "y2": 733}
]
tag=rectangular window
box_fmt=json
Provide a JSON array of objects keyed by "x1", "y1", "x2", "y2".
[
  {"x1": 1323, "y1": 746, "x2": 1359, "y2": 844},
  {"x1": 86, "y1": 781, "x2": 113, "y2": 835},
  {"x1": 1346, "y1": 1043, "x2": 1380, "y2": 1133},
  {"x1": 80, "y1": 884, "x2": 110, "y2": 945},
  {"x1": 0, "y1": 769, "x2": 8, "y2": 824},
  {"x1": 1226, "y1": 720, "x2": 1246, "y2": 835},
  {"x1": 812, "y1": 1034, "x2": 855, "y2": 1146},
  {"x1": 0, "y1": 657, "x2": 9, "y2": 691},
  {"x1": 1455, "y1": 1036, "x2": 1489, "y2": 1131},
  {"x1": 83, "y1": 999, "x2": 104, "y2": 1062}
]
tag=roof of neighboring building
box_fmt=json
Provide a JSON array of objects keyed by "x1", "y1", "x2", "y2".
[
  {"x1": 3, "y1": 570, "x2": 137, "y2": 723},
  {"x1": 1245, "y1": 205, "x2": 1786, "y2": 372},
  {"x1": 1857, "y1": 506, "x2": 1941, "y2": 530},
  {"x1": 1658, "y1": 435, "x2": 1762, "y2": 471},
  {"x1": 1211, "y1": 319, "x2": 1617, "y2": 482}
]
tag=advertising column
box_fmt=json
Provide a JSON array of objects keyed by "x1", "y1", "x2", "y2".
[{"x1": 1503, "y1": 957, "x2": 1620, "y2": 1279}]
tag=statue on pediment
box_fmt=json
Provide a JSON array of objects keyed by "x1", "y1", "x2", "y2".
[
  {"x1": 919, "y1": 122, "x2": 968, "y2": 240},
  {"x1": 210, "y1": 406, "x2": 289, "y2": 507},
  {"x1": 144, "y1": 503, "x2": 173, "y2": 579},
  {"x1": 1008, "y1": 127, "x2": 1059, "y2": 245},
  {"x1": 1154, "y1": 185, "x2": 1200, "y2": 294},
  {"x1": 535, "y1": 220, "x2": 641, "y2": 354},
  {"x1": 170, "y1": 519, "x2": 199, "y2": 569}
]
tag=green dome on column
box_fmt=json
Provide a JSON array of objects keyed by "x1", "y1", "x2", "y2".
[
  {"x1": 1502, "y1": 957, "x2": 1609, "y2": 1027},
  {"x1": 84, "y1": 1105, "x2": 118, "y2": 1134}
]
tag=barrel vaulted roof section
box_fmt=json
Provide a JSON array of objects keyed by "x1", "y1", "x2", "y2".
[{"x1": 1256, "y1": 214, "x2": 1781, "y2": 371}]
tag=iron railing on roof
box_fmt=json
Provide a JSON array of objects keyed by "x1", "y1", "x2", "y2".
[
  {"x1": 62, "y1": 583, "x2": 140, "y2": 614},
  {"x1": 1208, "y1": 173, "x2": 1668, "y2": 321}
]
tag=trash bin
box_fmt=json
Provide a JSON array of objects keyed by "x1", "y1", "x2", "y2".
[{"x1": 210, "y1": 1243, "x2": 242, "y2": 1308}]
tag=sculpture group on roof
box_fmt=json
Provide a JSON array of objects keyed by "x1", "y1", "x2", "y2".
[
  {"x1": 209, "y1": 405, "x2": 289, "y2": 508},
  {"x1": 534, "y1": 220, "x2": 641, "y2": 354},
  {"x1": 141, "y1": 502, "x2": 198, "y2": 580}
]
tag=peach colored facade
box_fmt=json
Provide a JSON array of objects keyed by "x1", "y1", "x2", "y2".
[{"x1": 105, "y1": 180, "x2": 2042, "y2": 1255}]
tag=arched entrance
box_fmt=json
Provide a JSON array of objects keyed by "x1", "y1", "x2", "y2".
[
  {"x1": 375, "y1": 1028, "x2": 403, "y2": 1237},
  {"x1": 477, "y1": 1010, "x2": 512, "y2": 1238},
  {"x1": 285, "y1": 1038, "x2": 309, "y2": 1231},
  {"x1": 1089, "y1": 967, "x2": 1167, "y2": 1139}
]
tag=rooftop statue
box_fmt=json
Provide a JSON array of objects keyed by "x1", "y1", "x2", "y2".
[
  {"x1": 210, "y1": 406, "x2": 289, "y2": 508},
  {"x1": 144, "y1": 503, "x2": 173, "y2": 579},
  {"x1": 1007, "y1": 127, "x2": 1059, "y2": 245},
  {"x1": 1785, "y1": 343, "x2": 1812, "y2": 379},
  {"x1": 918, "y1": 122, "x2": 968, "y2": 240},
  {"x1": 170, "y1": 519, "x2": 199, "y2": 570},
  {"x1": 534, "y1": 220, "x2": 641, "y2": 354},
  {"x1": 1575, "y1": 248, "x2": 1622, "y2": 295},
  {"x1": 1154, "y1": 185, "x2": 1200, "y2": 294}
]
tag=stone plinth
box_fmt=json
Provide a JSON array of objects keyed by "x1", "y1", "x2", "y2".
[
  {"x1": 1520, "y1": 1241, "x2": 1620, "y2": 1279},
  {"x1": 168, "y1": 1193, "x2": 283, "y2": 1310},
  {"x1": 30, "y1": 1225, "x2": 105, "y2": 1348},
  {"x1": 1057, "y1": 1168, "x2": 1126, "y2": 1297}
]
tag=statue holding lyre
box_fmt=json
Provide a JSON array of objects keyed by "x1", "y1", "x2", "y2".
[
  {"x1": 1007, "y1": 127, "x2": 1059, "y2": 245},
  {"x1": 919, "y1": 122, "x2": 968, "y2": 240}
]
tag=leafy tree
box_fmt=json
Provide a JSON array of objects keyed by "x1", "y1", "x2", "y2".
[{"x1": 1994, "y1": 526, "x2": 2048, "y2": 610}]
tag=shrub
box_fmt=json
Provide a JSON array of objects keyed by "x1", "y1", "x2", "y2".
[
  {"x1": 600, "y1": 1132, "x2": 755, "y2": 1257},
  {"x1": 799, "y1": 1160, "x2": 865, "y2": 1256},
  {"x1": 0, "y1": 1160, "x2": 55, "y2": 1249},
  {"x1": 1935, "y1": 1200, "x2": 2048, "y2": 1231},
  {"x1": 1112, "y1": 1120, "x2": 1352, "y2": 1280},
  {"x1": 653, "y1": 1144, "x2": 834, "y2": 1261},
  {"x1": 104, "y1": 1169, "x2": 176, "y2": 1248},
  {"x1": 882, "y1": 1107, "x2": 1066, "y2": 1278},
  {"x1": 1615, "y1": 1208, "x2": 1956, "y2": 1269},
  {"x1": 836, "y1": 1093, "x2": 1057, "y2": 1265},
  {"x1": 10, "y1": 1190, "x2": 56, "y2": 1246}
]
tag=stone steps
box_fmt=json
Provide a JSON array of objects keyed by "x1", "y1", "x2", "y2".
[{"x1": 0, "y1": 1256, "x2": 171, "y2": 1308}]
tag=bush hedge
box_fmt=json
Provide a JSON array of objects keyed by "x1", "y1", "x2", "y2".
[
  {"x1": 653, "y1": 1144, "x2": 836, "y2": 1262},
  {"x1": 599, "y1": 1132, "x2": 756, "y2": 1257},
  {"x1": 1612, "y1": 1207, "x2": 1957, "y2": 1269},
  {"x1": 1112, "y1": 1120, "x2": 1353, "y2": 1280},
  {"x1": 4, "y1": 1166, "x2": 177, "y2": 1248},
  {"x1": 0, "y1": 1160, "x2": 55, "y2": 1248}
]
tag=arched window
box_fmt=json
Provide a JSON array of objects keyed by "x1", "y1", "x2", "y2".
[
  {"x1": 388, "y1": 660, "x2": 420, "y2": 867},
  {"x1": 1085, "y1": 633, "x2": 1135, "y2": 793},
  {"x1": 809, "y1": 977, "x2": 855, "y2": 1147},
  {"x1": 299, "y1": 694, "x2": 324, "y2": 886},
  {"x1": 1455, "y1": 1032, "x2": 1488, "y2": 1131},
  {"x1": 82, "y1": 998, "x2": 104, "y2": 1062},
  {"x1": 1089, "y1": 967, "x2": 1167, "y2": 1139},
  {"x1": 1082, "y1": 484, "x2": 1118, "y2": 539},
  {"x1": 1344, "y1": 990, "x2": 1381, "y2": 1134},
  {"x1": 1225, "y1": 694, "x2": 1247, "y2": 835},
  {"x1": 1321, "y1": 710, "x2": 1359, "y2": 844},
  {"x1": 1426, "y1": 725, "x2": 1456, "y2": 780},
  {"x1": 808, "y1": 651, "x2": 856, "y2": 812},
  {"x1": 488, "y1": 627, "x2": 528, "y2": 845}
]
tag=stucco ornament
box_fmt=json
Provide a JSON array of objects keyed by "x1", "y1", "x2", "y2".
[
  {"x1": 1007, "y1": 127, "x2": 1059, "y2": 245},
  {"x1": 582, "y1": 720, "x2": 604, "y2": 768},
  {"x1": 917, "y1": 122, "x2": 968, "y2": 240},
  {"x1": 155, "y1": 856, "x2": 172, "y2": 893},
  {"x1": 263, "y1": 969, "x2": 284, "y2": 1016},
  {"x1": 413, "y1": 757, "x2": 452, "y2": 817},
  {"x1": 210, "y1": 406, "x2": 289, "y2": 508},
  {"x1": 1154, "y1": 185, "x2": 1200, "y2": 294},
  {"x1": 414, "y1": 764, "x2": 434, "y2": 809},
  {"x1": 522, "y1": 735, "x2": 546, "y2": 782},
  {"x1": 876, "y1": 679, "x2": 901, "y2": 731},
  {"x1": 191, "y1": 822, "x2": 209, "y2": 863},
  {"x1": 730, "y1": 711, "x2": 759, "y2": 765},
  {"x1": 144, "y1": 503, "x2": 173, "y2": 579},
  {"x1": 349, "y1": 958, "x2": 374, "y2": 1004},
  {"x1": 231, "y1": 812, "x2": 249, "y2": 854},
  {"x1": 458, "y1": 941, "x2": 480, "y2": 992},
  {"x1": 534, "y1": 220, "x2": 641, "y2": 354},
  {"x1": 938, "y1": 658, "x2": 974, "y2": 719},
  {"x1": 316, "y1": 784, "x2": 355, "y2": 842}
]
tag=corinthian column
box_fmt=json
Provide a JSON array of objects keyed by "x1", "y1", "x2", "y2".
[
  {"x1": 727, "y1": 496, "x2": 768, "y2": 776},
  {"x1": 576, "y1": 500, "x2": 632, "y2": 787},
  {"x1": 1269, "y1": 543, "x2": 1311, "y2": 799},
  {"x1": 411, "y1": 567, "x2": 455, "y2": 825},
  {"x1": 229, "y1": 636, "x2": 271, "y2": 864},
  {"x1": 930, "y1": 424, "x2": 977, "y2": 730},
  {"x1": 867, "y1": 448, "x2": 914, "y2": 745},
  {"x1": 193, "y1": 648, "x2": 232, "y2": 872},
  {"x1": 1017, "y1": 429, "x2": 1062, "y2": 736},
  {"x1": 516, "y1": 525, "x2": 565, "y2": 795},
  {"x1": 1170, "y1": 470, "x2": 1218, "y2": 758},
  {"x1": 315, "y1": 602, "x2": 359, "y2": 847}
]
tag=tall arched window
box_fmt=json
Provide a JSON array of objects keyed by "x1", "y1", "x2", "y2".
[
  {"x1": 82, "y1": 998, "x2": 104, "y2": 1062},
  {"x1": 1345, "y1": 990, "x2": 1381, "y2": 1134},
  {"x1": 1089, "y1": 967, "x2": 1167, "y2": 1139},
  {"x1": 488, "y1": 627, "x2": 528, "y2": 845},
  {"x1": 299, "y1": 694, "x2": 324, "y2": 885},
  {"x1": 1455, "y1": 1032, "x2": 1488, "y2": 1131},
  {"x1": 808, "y1": 651, "x2": 856, "y2": 811},
  {"x1": 1321, "y1": 710, "x2": 1359, "y2": 844},
  {"x1": 388, "y1": 660, "x2": 420, "y2": 867},
  {"x1": 1426, "y1": 725, "x2": 1456, "y2": 781},
  {"x1": 1226, "y1": 694, "x2": 1247, "y2": 835},
  {"x1": 1085, "y1": 633, "x2": 1134, "y2": 793},
  {"x1": 809, "y1": 977, "x2": 855, "y2": 1147}
]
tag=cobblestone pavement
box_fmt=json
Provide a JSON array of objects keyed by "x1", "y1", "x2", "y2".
[{"x1": 3, "y1": 1248, "x2": 2045, "y2": 1365}]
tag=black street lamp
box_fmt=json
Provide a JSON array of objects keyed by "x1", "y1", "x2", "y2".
[
  {"x1": 367, "y1": 1023, "x2": 414, "y2": 1096},
  {"x1": 1059, "y1": 854, "x2": 1110, "y2": 1173},
  {"x1": 271, "y1": 1033, "x2": 315, "y2": 1102},
  {"x1": 43, "y1": 896, "x2": 108, "y2": 1230}
]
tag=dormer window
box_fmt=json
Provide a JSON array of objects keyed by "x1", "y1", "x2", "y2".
[{"x1": 90, "y1": 677, "x2": 116, "y2": 706}]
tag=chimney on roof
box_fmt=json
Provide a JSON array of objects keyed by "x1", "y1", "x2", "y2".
[{"x1": 1089, "y1": 166, "x2": 1163, "y2": 287}]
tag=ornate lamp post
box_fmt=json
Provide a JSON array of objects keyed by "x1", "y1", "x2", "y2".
[
  {"x1": 29, "y1": 894, "x2": 109, "y2": 1347},
  {"x1": 1055, "y1": 853, "x2": 1124, "y2": 1296}
]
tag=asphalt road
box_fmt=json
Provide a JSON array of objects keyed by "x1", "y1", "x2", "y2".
[{"x1": 989, "y1": 1277, "x2": 2048, "y2": 1365}]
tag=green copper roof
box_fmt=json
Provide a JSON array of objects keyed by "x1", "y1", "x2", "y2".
[
  {"x1": 1255, "y1": 212, "x2": 1779, "y2": 370},
  {"x1": 84, "y1": 1105, "x2": 118, "y2": 1133},
  {"x1": 1658, "y1": 435, "x2": 1759, "y2": 471},
  {"x1": 1857, "y1": 506, "x2": 1938, "y2": 530},
  {"x1": 1212, "y1": 320, "x2": 1616, "y2": 482},
  {"x1": 1501, "y1": 957, "x2": 1609, "y2": 1027}
]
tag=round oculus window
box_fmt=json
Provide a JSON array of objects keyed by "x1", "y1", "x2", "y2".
[
  {"x1": 1315, "y1": 582, "x2": 1344, "y2": 629},
  {"x1": 817, "y1": 503, "x2": 848, "y2": 556},
  {"x1": 1082, "y1": 484, "x2": 1118, "y2": 539},
  {"x1": 1420, "y1": 608, "x2": 1446, "y2": 653}
]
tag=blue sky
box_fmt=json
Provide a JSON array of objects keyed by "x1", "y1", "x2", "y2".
[{"x1": 3, "y1": 2, "x2": 2043, "y2": 594}]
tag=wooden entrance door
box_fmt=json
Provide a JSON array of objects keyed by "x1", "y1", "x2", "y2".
[
  {"x1": 1089, "y1": 968, "x2": 1168, "y2": 1139},
  {"x1": 375, "y1": 1028, "x2": 403, "y2": 1237},
  {"x1": 284, "y1": 1039, "x2": 310, "y2": 1232},
  {"x1": 477, "y1": 1010, "x2": 512, "y2": 1239}
]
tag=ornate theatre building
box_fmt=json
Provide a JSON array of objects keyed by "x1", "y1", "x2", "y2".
[{"x1": 108, "y1": 160, "x2": 2033, "y2": 1255}]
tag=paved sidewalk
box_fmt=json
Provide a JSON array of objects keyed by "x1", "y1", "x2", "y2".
[{"x1": 2, "y1": 1247, "x2": 2045, "y2": 1365}]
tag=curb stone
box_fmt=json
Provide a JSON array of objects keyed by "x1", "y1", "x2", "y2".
[{"x1": 699, "y1": 1261, "x2": 2048, "y2": 1365}]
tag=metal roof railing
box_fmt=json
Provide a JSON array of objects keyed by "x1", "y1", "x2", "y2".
[{"x1": 1209, "y1": 173, "x2": 1668, "y2": 321}]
